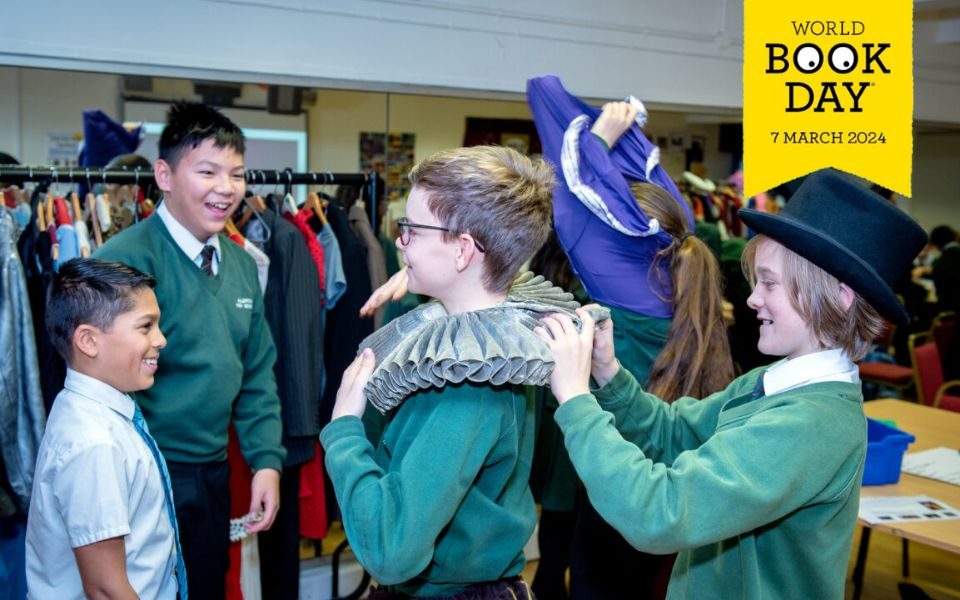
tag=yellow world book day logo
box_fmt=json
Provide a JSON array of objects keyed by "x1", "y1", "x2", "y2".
[{"x1": 743, "y1": 0, "x2": 912, "y2": 197}]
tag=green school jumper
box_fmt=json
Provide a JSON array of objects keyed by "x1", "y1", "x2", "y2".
[
  {"x1": 556, "y1": 366, "x2": 866, "y2": 599},
  {"x1": 321, "y1": 381, "x2": 537, "y2": 597},
  {"x1": 95, "y1": 215, "x2": 284, "y2": 470}
]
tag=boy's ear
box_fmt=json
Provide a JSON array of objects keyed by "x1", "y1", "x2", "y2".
[
  {"x1": 154, "y1": 159, "x2": 174, "y2": 194},
  {"x1": 73, "y1": 324, "x2": 100, "y2": 359},
  {"x1": 838, "y1": 282, "x2": 856, "y2": 312},
  {"x1": 454, "y1": 233, "x2": 481, "y2": 272}
]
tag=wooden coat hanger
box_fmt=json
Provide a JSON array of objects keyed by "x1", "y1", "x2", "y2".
[
  {"x1": 36, "y1": 194, "x2": 46, "y2": 231},
  {"x1": 44, "y1": 193, "x2": 59, "y2": 262},
  {"x1": 224, "y1": 218, "x2": 241, "y2": 237},
  {"x1": 86, "y1": 192, "x2": 103, "y2": 248}
]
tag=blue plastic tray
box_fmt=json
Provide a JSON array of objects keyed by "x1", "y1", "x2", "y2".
[{"x1": 863, "y1": 418, "x2": 915, "y2": 485}]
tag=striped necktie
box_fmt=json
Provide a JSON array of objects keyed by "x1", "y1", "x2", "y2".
[
  {"x1": 132, "y1": 404, "x2": 189, "y2": 599},
  {"x1": 198, "y1": 244, "x2": 216, "y2": 277},
  {"x1": 751, "y1": 370, "x2": 766, "y2": 400}
]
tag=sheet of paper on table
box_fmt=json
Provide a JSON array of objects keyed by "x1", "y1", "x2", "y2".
[
  {"x1": 859, "y1": 495, "x2": 960, "y2": 525},
  {"x1": 901, "y1": 447, "x2": 960, "y2": 486}
]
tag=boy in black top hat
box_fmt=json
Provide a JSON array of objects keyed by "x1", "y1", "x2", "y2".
[{"x1": 539, "y1": 168, "x2": 927, "y2": 598}]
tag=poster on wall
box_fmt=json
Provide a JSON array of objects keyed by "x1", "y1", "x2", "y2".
[
  {"x1": 359, "y1": 132, "x2": 416, "y2": 201},
  {"x1": 48, "y1": 131, "x2": 81, "y2": 167}
]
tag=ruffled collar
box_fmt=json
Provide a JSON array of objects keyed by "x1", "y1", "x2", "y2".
[{"x1": 360, "y1": 272, "x2": 609, "y2": 414}]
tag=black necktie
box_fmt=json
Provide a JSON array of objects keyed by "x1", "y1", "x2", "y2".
[{"x1": 199, "y1": 245, "x2": 216, "y2": 277}]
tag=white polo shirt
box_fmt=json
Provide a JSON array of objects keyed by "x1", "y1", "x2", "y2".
[{"x1": 26, "y1": 369, "x2": 177, "y2": 600}]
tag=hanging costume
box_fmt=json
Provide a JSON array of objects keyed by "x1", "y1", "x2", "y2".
[{"x1": 526, "y1": 75, "x2": 692, "y2": 319}]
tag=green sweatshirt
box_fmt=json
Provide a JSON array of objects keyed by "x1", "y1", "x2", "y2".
[
  {"x1": 95, "y1": 216, "x2": 284, "y2": 471},
  {"x1": 530, "y1": 305, "x2": 670, "y2": 511},
  {"x1": 555, "y1": 366, "x2": 865, "y2": 599},
  {"x1": 321, "y1": 382, "x2": 536, "y2": 597},
  {"x1": 607, "y1": 305, "x2": 670, "y2": 385}
]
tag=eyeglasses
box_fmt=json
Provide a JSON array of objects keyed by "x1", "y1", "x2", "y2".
[{"x1": 397, "y1": 217, "x2": 486, "y2": 253}]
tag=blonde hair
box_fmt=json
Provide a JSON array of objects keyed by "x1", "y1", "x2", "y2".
[
  {"x1": 630, "y1": 183, "x2": 735, "y2": 401},
  {"x1": 741, "y1": 235, "x2": 885, "y2": 361},
  {"x1": 409, "y1": 146, "x2": 555, "y2": 292}
]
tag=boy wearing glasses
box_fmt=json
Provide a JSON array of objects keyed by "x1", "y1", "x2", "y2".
[{"x1": 322, "y1": 146, "x2": 555, "y2": 598}]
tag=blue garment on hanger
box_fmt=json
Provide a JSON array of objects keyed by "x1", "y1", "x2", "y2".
[
  {"x1": 0, "y1": 208, "x2": 45, "y2": 512},
  {"x1": 316, "y1": 223, "x2": 347, "y2": 309},
  {"x1": 55, "y1": 225, "x2": 79, "y2": 267},
  {"x1": 527, "y1": 75, "x2": 693, "y2": 318}
]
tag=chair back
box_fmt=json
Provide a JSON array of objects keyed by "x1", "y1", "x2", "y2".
[
  {"x1": 932, "y1": 311, "x2": 956, "y2": 366},
  {"x1": 909, "y1": 332, "x2": 944, "y2": 407}
]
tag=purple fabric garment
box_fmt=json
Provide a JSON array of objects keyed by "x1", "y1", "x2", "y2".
[{"x1": 527, "y1": 75, "x2": 693, "y2": 317}]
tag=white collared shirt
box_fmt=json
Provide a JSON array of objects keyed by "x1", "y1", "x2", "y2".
[
  {"x1": 26, "y1": 369, "x2": 177, "y2": 600},
  {"x1": 763, "y1": 348, "x2": 860, "y2": 397},
  {"x1": 156, "y1": 201, "x2": 221, "y2": 275}
]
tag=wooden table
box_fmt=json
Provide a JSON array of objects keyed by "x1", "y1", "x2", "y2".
[{"x1": 852, "y1": 400, "x2": 960, "y2": 598}]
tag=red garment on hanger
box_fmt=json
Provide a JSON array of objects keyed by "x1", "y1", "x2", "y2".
[
  {"x1": 226, "y1": 234, "x2": 253, "y2": 600},
  {"x1": 226, "y1": 427, "x2": 253, "y2": 600},
  {"x1": 299, "y1": 441, "x2": 329, "y2": 539},
  {"x1": 284, "y1": 209, "x2": 326, "y2": 303}
]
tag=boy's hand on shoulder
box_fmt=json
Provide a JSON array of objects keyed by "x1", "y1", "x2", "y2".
[
  {"x1": 332, "y1": 348, "x2": 376, "y2": 420},
  {"x1": 246, "y1": 468, "x2": 281, "y2": 533},
  {"x1": 360, "y1": 268, "x2": 409, "y2": 317},
  {"x1": 536, "y1": 310, "x2": 595, "y2": 405}
]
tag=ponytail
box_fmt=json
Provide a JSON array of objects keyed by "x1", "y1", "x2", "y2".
[{"x1": 631, "y1": 183, "x2": 735, "y2": 402}]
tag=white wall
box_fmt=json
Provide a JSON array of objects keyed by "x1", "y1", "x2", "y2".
[
  {"x1": 1, "y1": 65, "x2": 956, "y2": 229},
  {"x1": 2, "y1": 1, "x2": 957, "y2": 123},
  {"x1": 0, "y1": 0, "x2": 744, "y2": 109},
  {"x1": 0, "y1": 67, "x2": 121, "y2": 165},
  {"x1": 308, "y1": 90, "x2": 387, "y2": 173}
]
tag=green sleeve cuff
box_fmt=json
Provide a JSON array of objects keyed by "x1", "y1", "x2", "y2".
[
  {"x1": 590, "y1": 132, "x2": 611, "y2": 152},
  {"x1": 250, "y1": 455, "x2": 284, "y2": 473},
  {"x1": 554, "y1": 393, "x2": 602, "y2": 431},
  {"x1": 320, "y1": 415, "x2": 367, "y2": 449},
  {"x1": 594, "y1": 364, "x2": 637, "y2": 405}
]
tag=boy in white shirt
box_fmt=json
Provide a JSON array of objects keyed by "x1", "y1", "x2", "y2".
[{"x1": 26, "y1": 258, "x2": 186, "y2": 600}]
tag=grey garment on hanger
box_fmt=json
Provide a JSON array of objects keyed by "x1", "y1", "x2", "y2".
[
  {"x1": 0, "y1": 208, "x2": 46, "y2": 513},
  {"x1": 360, "y1": 272, "x2": 610, "y2": 414},
  {"x1": 348, "y1": 204, "x2": 388, "y2": 329}
]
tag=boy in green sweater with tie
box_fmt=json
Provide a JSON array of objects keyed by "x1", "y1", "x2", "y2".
[
  {"x1": 539, "y1": 169, "x2": 927, "y2": 599},
  {"x1": 326, "y1": 146, "x2": 557, "y2": 598},
  {"x1": 96, "y1": 102, "x2": 284, "y2": 598}
]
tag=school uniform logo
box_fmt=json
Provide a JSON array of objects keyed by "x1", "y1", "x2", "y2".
[
  {"x1": 236, "y1": 298, "x2": 254, "y2": 309},
  {"x1": 743, "y1": 0, "x2": 912, "y2": 197}
]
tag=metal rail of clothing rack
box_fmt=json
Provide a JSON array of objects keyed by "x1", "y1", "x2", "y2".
[{"x1": 0, "y1": 165, "x2": 381, "y2": 230}]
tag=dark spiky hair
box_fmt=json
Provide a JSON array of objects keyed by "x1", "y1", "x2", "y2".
[{"x1": 158, "y1": 101, "x2": 246, "y2": 167}]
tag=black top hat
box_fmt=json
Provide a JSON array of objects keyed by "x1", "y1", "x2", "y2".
[{"x1": 739, "y1": 169, "x2": 926, "y2": 325}]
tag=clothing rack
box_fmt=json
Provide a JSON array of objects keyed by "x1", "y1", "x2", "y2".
[{"x1": 0, "y1": 166, "x2": 381, "y2": 230}]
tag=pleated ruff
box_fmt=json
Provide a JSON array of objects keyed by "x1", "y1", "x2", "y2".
[{"x1": 359, "y1": 272, "x2": 610, "y2": 414}]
